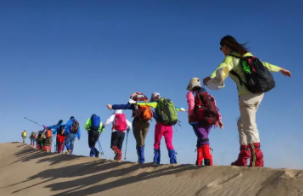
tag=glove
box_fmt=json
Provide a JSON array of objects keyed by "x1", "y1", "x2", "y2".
[
  {"x1": 128, "y1": 99, "x2": 136, "y2": 104},
  {"x1": 43, "y1": 125, "x2": 47, "y2": 129},
  {"x1": 180, "y1": 107, "x2": 186, "y2": 112}
]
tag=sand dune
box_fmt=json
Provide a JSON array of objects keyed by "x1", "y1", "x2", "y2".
[{"x1": 0, "y1": 142, "x2": 303, "y2": 196}]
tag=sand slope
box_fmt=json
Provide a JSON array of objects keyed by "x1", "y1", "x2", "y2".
[{"x1": 0, "y1": 142, "x2": 303, "y2": 196}]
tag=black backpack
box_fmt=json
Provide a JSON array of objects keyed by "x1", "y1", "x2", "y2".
[
  {"x1": 229, "y1": 55, "x2": 275, "y2": 94},
  {"x1": 70, "y1": 121, "x2": 79, "y2": 134}
]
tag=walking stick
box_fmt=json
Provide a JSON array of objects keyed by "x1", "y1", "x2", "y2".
[
  {"x1": 97, "y1": 140, "x2": 104, "y2": 155},
  {"x1": 24, "y1": 117, "x2": 43, "y2": 127},
  {"x1": 124, "y1": 130, "x2": 129, "y2": 161}
]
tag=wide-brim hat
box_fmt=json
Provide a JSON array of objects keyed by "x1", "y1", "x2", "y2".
[{"x1": 186, "y1": 77, "x2": 202, "y2": 91}]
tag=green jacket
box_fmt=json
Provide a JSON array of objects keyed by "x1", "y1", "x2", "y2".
[
  {"x1": 84, "y1": 118, "x2": 105, "y2": 133},
  {"x1": 211, "y1": 52, "x2": 281, "y2": 96}
]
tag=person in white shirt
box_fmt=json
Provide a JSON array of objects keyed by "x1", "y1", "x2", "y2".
[{"x1": 105, "y1": 109, "x2": 132, "y2": 162}]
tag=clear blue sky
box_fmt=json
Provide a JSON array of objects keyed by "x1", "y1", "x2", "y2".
[{"x1": 1, "y1": 0, "x2": 302, "y2": 169}]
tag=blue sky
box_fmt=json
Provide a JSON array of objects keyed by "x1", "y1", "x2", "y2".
[{"x1": 0, "y1": 0, "x2": 302, "y2": 169}]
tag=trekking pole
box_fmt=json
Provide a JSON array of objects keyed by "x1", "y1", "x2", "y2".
[
  {"x1": 53, "y1": 135, "x2": 56, "y2": 152},
  {"x1": 124, "y1": 131, "x2": 129, "y2": 160},
  {"x1": 97, "y1": 140, "x2": 104, "y2": 155},
  {"x1": 24, "y1": 117, "x2": 43, "y2": 127}
]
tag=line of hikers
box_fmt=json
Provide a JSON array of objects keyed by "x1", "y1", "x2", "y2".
[{"x1": 22, "y1": 35, "x2": 291, "y2": 167}]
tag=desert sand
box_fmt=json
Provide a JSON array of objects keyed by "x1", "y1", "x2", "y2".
[{"x1": 0, "y1": 142, "x2": 303, "y2": 196}]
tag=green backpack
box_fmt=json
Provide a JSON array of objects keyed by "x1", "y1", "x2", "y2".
[{"x1": 157, "y1": 97, "x2": 178, "y2": 125}]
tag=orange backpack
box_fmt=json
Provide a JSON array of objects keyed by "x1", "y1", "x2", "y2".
[
  {"x1": 137, "y1": 105, "x2": 153, "y2": 120},
  {"x1": 130, "y1": 92, "x2": 153, "y2": 120},
  {"x1": 46, "y1": 129, "x2": 52, "y2": 138}
]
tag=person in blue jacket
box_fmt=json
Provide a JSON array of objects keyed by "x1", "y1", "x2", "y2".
[
  {"x1": 45, "y1": 120, "x2": 65, "y2": 153},
  {"x1": 63, "y1": 116, "x2": 81, "y2": 155}
]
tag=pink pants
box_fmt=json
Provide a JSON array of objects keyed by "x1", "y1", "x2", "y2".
[{"x1": 154, "y1": 122, "x2": 174, "y2": 150}]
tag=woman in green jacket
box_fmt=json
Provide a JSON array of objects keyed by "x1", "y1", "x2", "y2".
[{"x1": 203, "y1": 35, "x2": 291, "y2": 167}]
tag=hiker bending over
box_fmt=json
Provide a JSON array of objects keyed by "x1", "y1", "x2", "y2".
[
  {"x1": 84, "y1": 114, "x2": 105, "y2": 157},
  {"x1": 203, "y1": 35, "x2": 291, "y2": 167},
  {"x1": 129, "y1": 92, "x2": 186, "y2": 164},
  {"x1": 107, "y1": 92, "x2": 152, "y2": 163},
  {"x1": 105, "y1": 110, "x2": 132, "y2": 162},
  {"x1": 64, "y1": 116, "x2": 81, "y2": 155},
  {"x1": 186, "y1": 78, "x2": 223, "y2": 166}
]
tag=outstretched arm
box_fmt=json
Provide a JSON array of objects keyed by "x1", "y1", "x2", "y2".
[
  {"x1": 262, "y1": 62, "x2": 291, "y2": 77},
  {"x1": 107, "y1": 103, "x2": 135, "y2": 110},
  {"x1": 204, "y1": 56, "x2": 235, "y2": 85},
  {"x1": 134, "y1": 101, "x2": 158, "y2": 109}
]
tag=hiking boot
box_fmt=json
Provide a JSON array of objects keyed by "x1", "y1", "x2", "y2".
[
  {"x1": 153, "y1": 149, "x2": 161, "y2": 164},
  {"x1": 201, "y1": 145, "x2": 213, "y2": 166},
  {"x1": 196, "y1": 146, "x2": 203, "y2": 166},
  {"x1": 231, "y1": 145, "x2": 250, "y2": 166},
  {"x1": 168, "y1": 149, "x2": 177, "y2": 164},
  {"x1": 136, "y1": 145, "x2": 145, "y2": 164},
  {"x1": 95, "y1": 150, "x2": 100, "y2": 158},
  {"x1": 249, "y1": 143, "x2": 264, "y2": 167},
  {"x1": 64, "y1": 149, "x2": 72, "y2": 154},
  {"x1": 112, "y1": 146, "x2": 121, "y2": 161}
]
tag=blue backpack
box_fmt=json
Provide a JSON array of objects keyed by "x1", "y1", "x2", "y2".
[{"x1": 91, "y1": 115, "x2": 100, "y2": 130}]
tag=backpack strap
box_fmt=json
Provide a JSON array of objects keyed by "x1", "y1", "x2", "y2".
[{"x1": 228, "y1": 54, "x2": 245, "y2": 86}]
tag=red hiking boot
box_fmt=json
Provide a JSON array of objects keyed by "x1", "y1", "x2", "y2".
[
  {"x1": 201, "y1": 144, "x2": 213, "y2": 166},
  {"x1": 112, "y1": 146, "x2": 122, "y2": 161},
  {"x1": 196, "y1": 146, "x2": 204, "y2": 166},
  {"x1": 249, "y1": 143, "x2": 264, "y2": 167},
  {"x1": 58, "y1": 144, "x2": 64, "y2": 154},
  {"x1": 231, "y1": 145, "x2": 250, "y2": 166}
]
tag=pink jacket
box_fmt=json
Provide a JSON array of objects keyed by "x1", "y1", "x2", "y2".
[{"x1": 186, "y1": 91, "x2": 222, "y2": 124}]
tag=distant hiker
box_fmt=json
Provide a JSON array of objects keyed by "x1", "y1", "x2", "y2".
[
  {"x1": 64, "y1": 116, "x2": 81, "y2": 155},
  {"x1": 107, "y1": 92, "x2": 153, "y2": 163},
  {"x1": 46, "y1": 120, "x2": 65, "y2": 153},
  {"x1": 129, "y1": 92, "x2": 186, "y2": 164},
  {"x1": 203, "y1": 35, "x2": 292, "y2": 167},
  {"x1": 186, "y1": 78, "x2": 223, "y2": 166},
  {"x1": 36, "y1": 130, "x2": 41, "y2": 149},
  {"x1": 29, "y1": 131, "x2": 37, "y2": 146},
  {"x1": 42, "y1": 128, "x2": 53, "y2": 152},
  {"x1": 84, "y1": 114, "x2": 105, "y2": 157},
  {"x1": 21, "y1": 130, "x2": 27, "y2": 144},
  {"x1": 37, "y1": 130, "x2": 45, "y2": 151},
  {"x1": 105, "y1": 110, "x2": 132, "y2": 162}
]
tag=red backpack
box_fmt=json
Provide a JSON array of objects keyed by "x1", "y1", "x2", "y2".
[
  {"x1": 193, "y1": 91, "x2": 220, "y2": 125},
  {"x1": 113, "y1": 113, "x2": 127, "y2": 131}
]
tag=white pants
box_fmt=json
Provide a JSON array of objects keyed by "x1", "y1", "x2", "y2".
[{"x1": 237, "y1": 93, "x2": 264, "y2": 145}]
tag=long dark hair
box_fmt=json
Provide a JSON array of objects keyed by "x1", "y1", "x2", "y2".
[
  {"x1": 57, "y1": 120, "x2": 63, "y2": 125},
  {"x1": 220, "y1": 35, "x2": 249, "y2": 56}
]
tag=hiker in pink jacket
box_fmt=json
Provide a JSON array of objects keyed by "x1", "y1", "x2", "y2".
[
  {"x1": 105, "y1": 110, "x2": 132, "y2": 162},
  {"x1": 186, "y1": 78, "x2": 223, "y2": 166}
]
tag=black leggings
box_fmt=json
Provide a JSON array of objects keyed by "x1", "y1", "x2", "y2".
[
  {"x1": 111, "y1": 131, "x2": 125, "y2": 150},
  {"x1": 88, "y1": 130, "x2": 100, "y2": 148}
]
